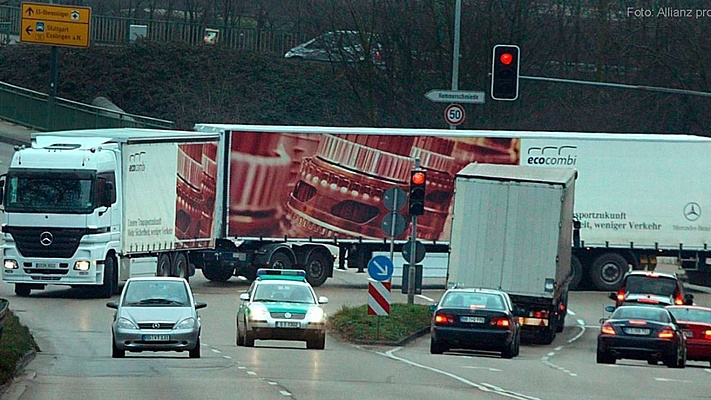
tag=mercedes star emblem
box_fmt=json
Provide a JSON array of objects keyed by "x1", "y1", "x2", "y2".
[
  {"x1": 39, "y1": 231, "x2": 54, "y2": 246},
  {"x1": 684, "y1": 202, "x2": 701, "y2": 222}
]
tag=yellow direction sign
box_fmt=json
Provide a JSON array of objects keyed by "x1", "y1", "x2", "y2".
[{"x1": 20, "y1": 2, "x2": 91, "y2": 47}]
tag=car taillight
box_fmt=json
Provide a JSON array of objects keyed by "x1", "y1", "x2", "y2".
[
  {"x1": 628, "y1": 319, "x2": 648, "y2": 325},
  {"x1": 704, "y1": 330, "x2": 711, "y2": 340},
  {"x1": 601, "y1": 322, "x2": 616, "y2": 335},
  {"x1": 658, "y1": 327, "x2": 675, "y2": 339},
  {"x1": 434, "y1": 313, "x2": 455, "y2": 325},
  {"x1": 490, "y1": 317, "x2": 510, "y2": 328}
]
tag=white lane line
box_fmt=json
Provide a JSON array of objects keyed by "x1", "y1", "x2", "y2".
[
  {"x1": 417, "y1": 294, "x2": 435, "y2": 302},
  {"x1": 379, "y1": 348, "x2": 540, "y2": 400},
  {"x1": 567, "y1": 319, "x2": 586, "y2": 343},
  {"x1": 462, "y1": 366, "x2": 503, "y2": 372},
  {"x1": 279, "y1": 390, "x2": 292, "y2": 396},
  {"x1": 247, "y1": 371, "x2": 257, "y2": 376}
]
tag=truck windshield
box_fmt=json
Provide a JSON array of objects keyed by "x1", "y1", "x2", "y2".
[{"x1": 4, "y1": 170, "x2": 96, "y2": 214}]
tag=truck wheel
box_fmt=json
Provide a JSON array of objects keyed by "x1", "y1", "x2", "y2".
[
  {"x1": 589, "y1": 253, "x2": 627, "y2": 291},
  {"x1": 202, "y1": 263, "x2": 233, "y2": 282},
  {"x1": 157, "y1": 253, "x2": 171, "y2": 277},
  {"x1": 304, "y1": 252, "x2": 330, "y2": 287},
  {"x1": 269, "y1": 252, "x2": 293, "y2": 269},
  {"x1": 569, "y1": 256, "x2": 583, "y2": 290},
  {"x1": 97, "y1": 255, "x2": 118, "y2": 299},
  {"x1": 173, "y1": 253, "x2": 189, "y2": 282},
  {"x1": 538, "y1": 327, "x2": 555, "y2": 345},
  {"x1": 14, "y1": 284, "x2": 31, "y2": 297}
]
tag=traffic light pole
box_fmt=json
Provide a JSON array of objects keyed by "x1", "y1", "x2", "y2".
[{"x1": 407, "y1": 215, "x2": 417, "y2": 305}]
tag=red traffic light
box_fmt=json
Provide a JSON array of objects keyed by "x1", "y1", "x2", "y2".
[
  {"x1": 411, "y1": 171, "x2": 426, "y2": 185},
  {"x1": 499, "y1": 53, "x2": 513, "y2": 65}
]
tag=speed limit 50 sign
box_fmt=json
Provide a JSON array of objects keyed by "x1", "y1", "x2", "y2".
[{"x1": 444, "y1": 103, "x2": 465, "y2": 125}]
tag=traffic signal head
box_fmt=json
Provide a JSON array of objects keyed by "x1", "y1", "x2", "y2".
[
  {"x1": 491, "y1": 44, "x2": 520, "y2": 101},
  {"x1": 408, "y1": 170, "x2": 426, "y2": 216}
]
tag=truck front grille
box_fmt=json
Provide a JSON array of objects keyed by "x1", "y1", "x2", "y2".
[{"x1": 4, "y1": 227, "x2": 86, "y2": 258}]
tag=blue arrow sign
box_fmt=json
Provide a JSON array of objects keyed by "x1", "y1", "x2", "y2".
[{"x1": 367, "y1": 255, "x2": 394, "y2": 282}]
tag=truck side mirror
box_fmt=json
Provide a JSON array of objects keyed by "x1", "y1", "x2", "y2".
[{"x1": 0, "y1": 176, "x2": 4, "y2": 206}]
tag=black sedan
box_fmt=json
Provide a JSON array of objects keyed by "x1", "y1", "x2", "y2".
[
  {"x1": 597, "y1": 305, "x2": 686, "y2": 368},
  {"x1": 430, "y1": 288, "x2": 520, "y2": 358}
]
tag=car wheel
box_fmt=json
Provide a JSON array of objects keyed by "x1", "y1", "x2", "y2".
[
  {"x1": 596, "y1": 349, "x2": 615, "y2": 364},
  {"x1": 112, "y1": 335, "x2": 125, "y2": 358},
  {"x1": 430, "y1": 337, "x2": 447, "y2": 354},
  {"x1": 14, "y1": 284, "x2": 31, "y2": 297},
  {"x1": 244, "y1": 327, "x2": 255, "y2": 347},
  {"x1": 513, "y1": 333, "x2": 521, "y2": 357},
  {"x1": 236, "y1": 319, "x2": 244, "y2": 346},
  {"x1": 189, "y1": 337, "x2": 201, "y2": 358},
  {"x1": 501, "y1": 339, "x2": 517, "y2": 359},
  {"x1": 307, "y1": 333, "x2": 326, "y2": 350},
  {"x1": 666, "y1": 345, "x2": 686, "y2": 369}
]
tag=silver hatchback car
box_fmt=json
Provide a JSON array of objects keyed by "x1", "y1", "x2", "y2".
[{"x1": 106, "y1": 277, "x2": 206, "y2": 358}]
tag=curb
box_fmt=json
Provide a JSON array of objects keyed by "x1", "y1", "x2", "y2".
[{"x1": 0, "y1": 349, "x2": 36, "y2": 397}]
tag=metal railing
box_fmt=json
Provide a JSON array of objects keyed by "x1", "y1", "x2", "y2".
[{"x1": 0, "y1": 81, "x2": 174, "y2": 131}]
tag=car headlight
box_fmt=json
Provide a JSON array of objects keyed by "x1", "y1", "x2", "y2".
[
  {"x1": 249, "y1": 304, "x2": 269, "y2": 321},
  {"x1": 116, "y1": 317, "x2": 138, "y2": 330},
  {"x1": 306, "y1": 307, "x2": 325, "y2": 323},
  {"x1": 175, "y1": 317, "x2": 196, "y2": 330}
]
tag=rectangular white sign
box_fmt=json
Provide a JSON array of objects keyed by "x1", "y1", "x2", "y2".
[{"x1": 425, "y1": 90, "x2": 485, "y2": 104}]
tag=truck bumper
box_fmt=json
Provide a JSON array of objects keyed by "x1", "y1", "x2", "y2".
[{"x1": 2, "y1": 243, "x2": 107, "y2": 286}]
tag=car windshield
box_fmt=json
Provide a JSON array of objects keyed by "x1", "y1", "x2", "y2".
[
  {"x1": 123, "y1": 281, "x2": 189, "y2": 306},
  {"x1": 612, "y1": 307, "x2": 669, "y2": 323},
  {"x1": 624, "y1": 276, "x2": 678, "y2": 297},
  {"x1": 667, "y1": 307, "x2": 711, "y2": 324},
  {"x1": 253, "y1": 283, "x2": 315, "y2": 304},
  {"x1": 441, "y1": 292, "x2": 504, "y2": 310}
]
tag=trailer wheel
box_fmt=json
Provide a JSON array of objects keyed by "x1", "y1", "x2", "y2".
[
  {"x1": 269, "y1": 252, "x2": 293, "y2": 269},
  {"x1": 173, "y1": 252, "x2": 189, "y2": 282},
  {"x1": 589, "y1": 253, "x2": 627, "y2": 291},
  {"x1": 569, "y1": 256, "x2": 583, "y2": 290},
  {"x1": 157, "y1": 253, "x2": 171, "y2": 277},
  {"x1": 202, "y1": 263, "x2": 233, "y2": 282},
  {"x1": 304, "y1": 252, "x2": 330, "y2": 287}
]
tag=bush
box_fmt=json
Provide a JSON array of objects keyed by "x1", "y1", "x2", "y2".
[
  {"x1": 329, "y1": 303, "x2": 432, "y2": 343},
  {"x1": 0, "y1": 311, "x2": 39, "y2": 386}
]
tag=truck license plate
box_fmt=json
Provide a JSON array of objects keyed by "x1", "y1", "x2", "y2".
[
  {"x1": 460, "y1": 316, "x2": 485, "y2": 323},
  {"x1": 36, "y1": 262, "x2": 57, "y2": 269},
  {"x1": 623, "y1": 328, "x2": 650, "y2": 336},
  {"x1": 142, "y1": 335, "x2": 170, "y2": 341},
  {"x1": 276, "y1": 321, "x2": 300, "y2": 328}
]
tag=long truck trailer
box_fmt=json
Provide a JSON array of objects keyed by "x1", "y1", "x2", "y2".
[
  {"x1": 193, "y1": 124, "x2": 711, "y2": 292},
  {"x1": 3, "y1": 125, "x2": 711, "y2": 295},
  {"x1": 447, "y1": 163, "x2": 576, "y2": 344}
]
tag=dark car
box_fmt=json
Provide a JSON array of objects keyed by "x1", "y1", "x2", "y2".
[
  {"x1": 666, "y1": 305, "x2": 711, "y2": 367},
  {"x1": 284, "y1": 30, "x2": 385, "y2": 68},
  {"x1": 597, "y1": 305, "x2": 686, "y2": 368},
  {"x1": 430, "y1": 288, "x2": 520, "y2": 358},
  {"x1": 609, "y1": 271, "x2": 693, "y2": 308}
]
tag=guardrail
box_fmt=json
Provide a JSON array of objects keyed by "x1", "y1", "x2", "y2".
[
  {"x1": 0, "y1": 298, "x2": 8, "y2": 340},
  {"x1": 0, "y1": 81, "x2": 174, "y2": 131}
]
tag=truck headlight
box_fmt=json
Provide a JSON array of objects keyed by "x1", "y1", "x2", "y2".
[
  {"x1": 74, "y1": 260, "x2": 91, "y2": 271},
  {"x1": 3, "y1": 259, "x2": 18, "y2": 270}
]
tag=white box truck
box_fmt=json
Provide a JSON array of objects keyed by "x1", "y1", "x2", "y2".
[{"x1": 448, "y1": 163, "x2": 576, "y2": 344}]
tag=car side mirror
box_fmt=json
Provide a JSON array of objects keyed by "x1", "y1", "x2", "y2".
[
  {"x1": 608, "y1": 292, "x2": 617, "y2": 301},
  {"x1": 604, "y1": 305, "x2": 615, "y2": 313},
  {"x1": 318, "y1": 296, "x2": 329, "y2": 304},
  {"x1": 429, "y1": 303, "x2": 437, "y2": 312},
  {"x1": 685, "y1": 294, "x2": 694, "y2": 305},
  {"x1": 239, "y1": 293, "x2": 250, "y2": 301},
  {"x1": 106, "y1": 301, "x2": 118, "y2": 309},
  {"x1": 195, "y1": 301, "x2": 207, "y2": 309}
]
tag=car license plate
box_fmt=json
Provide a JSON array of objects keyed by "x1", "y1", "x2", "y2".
[
  {"x1": 683, "y1": 331, "x2": 693, "y2": 338},
  {"x1": 276, "y1": 321, "x2": 300, "y2": 328},
  {"x1": 460, "y1": 316, "x2": 485, "y2": 323},
  {"x1": 36, "y1": 262, "x2": 57, "y2": 269},
  {"x1": 142, "y1": 334, "x2": 170, "y2": 341},
  {"x1": 623, "y1": 328, "x2": 650, "y2": 336}
]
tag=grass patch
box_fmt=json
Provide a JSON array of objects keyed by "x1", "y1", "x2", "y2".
[
  {"x1": 0, "y1": 310, "x2": 39, "y2": 386},
  {"x1": 329, "y1": 303, "x2": 432, "y2": 343}
]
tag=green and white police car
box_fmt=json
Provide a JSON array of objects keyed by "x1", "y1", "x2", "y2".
[{"x1": 236, "y1": 269, "x2": 328, "y2": 349}]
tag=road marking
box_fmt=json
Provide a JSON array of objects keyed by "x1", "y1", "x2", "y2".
[
  {"x1": 462, "y1": 366, "x2": 503, "y2": 372},
  {"x1": 655, "y1": 378, "x2": 692, "y2": 383},
  {"x1": 279, "y1": 390, "x2": 292, "y2": 396},
  {"x1": 416, "y1": 294, "x2": 434, "y2": 302},
  {"x1": 567, "y1": 319, "x2": 586, "y2": 343},
  {"x1": 379, "y1": 347, "x2": 541, "y2": 400}
]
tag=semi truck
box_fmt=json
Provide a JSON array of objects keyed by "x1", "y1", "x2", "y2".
[
  {"x1": 4, "y1": 125, "x2": 711, "y2": 294},
  {"x1": 447, "y1": 163, "x2": 576, "y2": 344}
]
